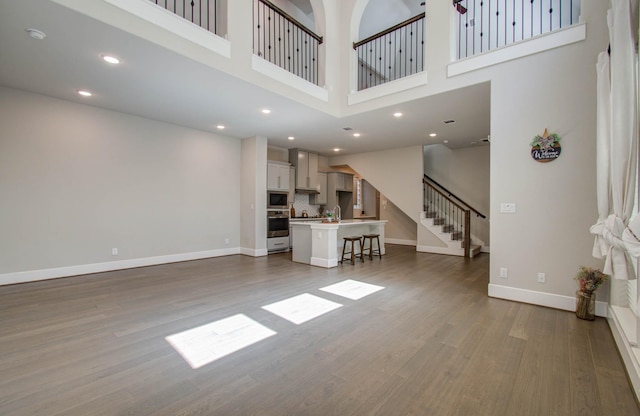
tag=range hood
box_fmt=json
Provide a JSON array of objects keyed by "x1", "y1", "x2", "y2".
[{"x1": 296, "y1": 188, "x2": 320, "y2": 194}]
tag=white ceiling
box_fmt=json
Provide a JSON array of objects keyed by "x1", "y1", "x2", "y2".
[{"x1": 0, "y1": 0, "x2": 490, "y2": 156}]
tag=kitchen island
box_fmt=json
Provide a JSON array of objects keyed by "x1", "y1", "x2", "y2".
[{"x1": 290, "y1": 219, "x2": 386, "y2": 268}]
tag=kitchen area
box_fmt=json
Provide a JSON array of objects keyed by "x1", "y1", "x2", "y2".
[{"x1": 266, "y1": 147, "x2": 384, "y2": 263}]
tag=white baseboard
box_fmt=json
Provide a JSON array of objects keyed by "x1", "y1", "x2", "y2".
[
  {"x1": 488, "y1": 283, "x2": 608, "y2": 317},
  {"x1": 0, "y1": 247, "x2": 242, "y2": 286},
  {"x1": 416, "y1": 245, "x2": 463, "y2": 256},
  {"x1": 310, "y1": 257, "x2": 338, "y2": 268},
  {"x1": 481, "y1": 245, "x2": 490, "y2": 253},
  {"x1": 241, "y1": 247, "x2": 269, "y2": 257},
  {"x1": 385, "y1": 238, "x2": 416, "y2": 246}
]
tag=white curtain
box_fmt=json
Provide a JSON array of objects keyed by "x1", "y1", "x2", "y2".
[{"x1": 590, "y1": 0, "x2": 639, "y2": 280}]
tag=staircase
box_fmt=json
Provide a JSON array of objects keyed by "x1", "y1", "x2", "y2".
[
  {"x1": 419, "y1": 175, "x2": 485, "y2": 258},
  {"x1": 420, "y1": 210, "x2": 482, "y2": 257}
]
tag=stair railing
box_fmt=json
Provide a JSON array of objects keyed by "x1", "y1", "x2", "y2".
[
  {"x1": 423, "y1": 179, "x2": 471, "y2": 258},
  {"x1": 353, "y1": 12, "x2": 425, "y2": 91},
  {"x1": 254, "y1": 0, "x2": 323, "y2": 85},
  {"x1": 454, "y1": 0, "x2": 580, "y2": 60},
  {"x1": 424, "y1": 174, "x2": 486, "y2": 219},
  {"x1": 149, "y1": 0, "x2": 219, "y2": 34}
]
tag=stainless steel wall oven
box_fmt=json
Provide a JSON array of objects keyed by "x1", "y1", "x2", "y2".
[{"x1": 267, "y1": 211, "x2": 289, "y2": 253}]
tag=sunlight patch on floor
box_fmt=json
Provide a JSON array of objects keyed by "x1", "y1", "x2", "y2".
[
  {"x1": 165, "y1": 314, "x2": 276, "y2": 369},
  {"x1": 320, "y1": 279, "x2": 385, "y2": 300},
  {"x1": 262, "y1": 293, "x2": 343, "y2": 325}
]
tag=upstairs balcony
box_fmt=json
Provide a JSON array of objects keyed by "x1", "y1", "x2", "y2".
[{"x1": 128, "y1": 0, "x2": 583, "y2": 103}]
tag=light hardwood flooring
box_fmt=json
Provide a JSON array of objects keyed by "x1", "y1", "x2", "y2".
[{"x1": 1, "y1": 245, "x2": 638, "y2": 415}]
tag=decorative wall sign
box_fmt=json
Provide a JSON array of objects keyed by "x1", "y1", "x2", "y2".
[{"x1": 530, "y1": 128, "x2": 561, "y2": 163}]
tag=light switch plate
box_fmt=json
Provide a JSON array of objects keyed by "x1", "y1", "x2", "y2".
[{"x1": 500, "y1": 203, "x2": 516, "y2": 213}]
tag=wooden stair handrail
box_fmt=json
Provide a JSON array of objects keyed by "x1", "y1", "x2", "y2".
[
  {"x1": 423, "y1": 174, "x2": 486, "y2": 219},
  {"x1": 353, "y1": 12, "x2": 425, "y2": 49},
  {"x1": 259, "y1": 0, "x2": 323, "y2": 43}
]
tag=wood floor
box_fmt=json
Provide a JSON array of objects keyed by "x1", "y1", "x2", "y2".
[{"x1": 1, "y1": 245, "x2": 638, "y2": 415}]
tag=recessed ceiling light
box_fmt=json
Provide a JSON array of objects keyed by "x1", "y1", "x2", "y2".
[
  {"x1": 101, "y1": 55, "x2": 120, "y2": 64},
  {"x1": 261, "y1": 109, "x2": 271, "y2": 114},
  {"x1": 216, "y1": 125, "x2": 225, "y2": 130},
  {"x1": 393, "y1": 112, "x2": 403, "y2": 118},
  {"x1": 77, "y1": 90, "x2": 92, "y2": 97},
  {"x1": 25, "y1": 28, "x2": 46, "y2": 40},
  {"x1": 353, "y1": 133, "x2": 361, "y2": 137},
  {"x1": 429, "y1": 133, "x2": 437, "y2": 137},
  {"x1": 288, "y1": 136, "x2": 295, "y2": 140},
  {"x1": 443, "y1": 140, "x2": 449, "y2": 144},
  {"x1": 333, "y1": 148, "x2": 340, "y2": 152}
]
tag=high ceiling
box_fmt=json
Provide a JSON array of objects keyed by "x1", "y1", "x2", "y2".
[{"x1": 0, "y1": 0, "x2": 490, "y2": 156}]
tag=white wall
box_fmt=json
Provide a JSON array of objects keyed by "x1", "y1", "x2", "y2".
[
  {"x1": 0, "y1": 86, "x2": 242, "y2": 283},
  {"x1": 241, "y1": 136, "x2": 268, "y2": 256},
  {"x1": 380, "y1": 194, "x2": 417, "y2": 244},
  {"x1": 424, "y1": 144, "x2": 490, "y2": 246},
  {"x1": 330, "y1": 145, "x2": 423, "y2": 223}
]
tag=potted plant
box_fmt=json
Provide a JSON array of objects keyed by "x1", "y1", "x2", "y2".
[{"x1": 574, "y1": 266, "x2": 609, "y2": 320}]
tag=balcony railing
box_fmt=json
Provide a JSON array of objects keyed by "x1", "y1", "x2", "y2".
[
  {"x1": 253, "y1": 0, "x2": 323, "y2": 85},
  {"x1": 455, "y1": 0, "x2": 580, "y2": 59},
  {"x1": 148, "y1": 0, "x2": 219, "y2": 34},
  {"x1": 353, "y1": 13, "x2": 425, "y2": 91}
]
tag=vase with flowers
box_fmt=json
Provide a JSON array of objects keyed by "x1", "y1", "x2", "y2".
[{"x1": 574, "y1": 266, "x2": 609, "y2": 320}]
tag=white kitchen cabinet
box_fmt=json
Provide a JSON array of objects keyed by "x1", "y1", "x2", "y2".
[
  {"x1": 267, "y1": 162, "x2": 290, "y2": 191},
  {"x1": 289, "y1": 149, "x2": 319, "y2": 191},
  {"x1": 330, "y1": 172, "x2": 354, "y2": 191},
  {"x1": 310, "y1": 172, "x2": 327, "y2": 205}
]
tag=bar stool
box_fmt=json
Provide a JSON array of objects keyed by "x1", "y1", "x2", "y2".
[
  {"x1": 340, "y1": 236, "x2": 364, "y2": 265},
  {"x1": 362, "y1": 234, "x2": 382, "y2": 260}
]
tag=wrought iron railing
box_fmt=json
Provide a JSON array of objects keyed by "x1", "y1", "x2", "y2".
[
  {"x1": 149, "y1": 0, "x2": 219, "y2": 34},
  {"x1": 253, "y1": 0, "x2": 323, "y2": 85},
  {"x1": 455, "y1": 0, "x2": 580, "y2": 59},
  {"x1": 353, "y1": 13, "x2": 425, "y2": 91},
  {"x1": 423, "y1": 174, "x2": 488, "y2": 258}
]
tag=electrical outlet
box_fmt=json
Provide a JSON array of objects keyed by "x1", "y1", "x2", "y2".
[
  {"x1": 224, "y1": 238, "x2": 230, "y2": 245},
  {"x1": 537, "y1": 272, "x2": 546, "y2": 283},
  {"x1": 112, "y1": 248, "x2": 118, "y2": 256},
  {"x1": 499, "y1": 268, "x2": 508, "y2": 278}
]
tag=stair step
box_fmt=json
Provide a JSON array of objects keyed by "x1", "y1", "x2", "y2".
[
  {"x1": 442, "y1": 224, "x2": 454, "y2": 233},
  {"x1": 433, "y1": 218, "x2": 445, "y2": 225},
  {"x1": 424, "y1": 211, "x2": 437, "y2": 219},
  {"x1": 451, "y1": 231, "x2": 463, "y2": 240}
]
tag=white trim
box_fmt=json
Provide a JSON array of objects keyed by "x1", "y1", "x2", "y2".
[
  {"x1": 348, "y1": 71, "x2": 428, "y2": 106},
  {"x1": 104, "y1": 0, "x2": 231, "y2": 58},
  {"x1": 310, "y1": 257, "x2": 338, "y2": 268},
  {"x1": 385, "y1": 238, "x2": 417, "y2": 246},
  {"x1": 448, "y1": 23, "x2": 586, "y2": 77},
  {"x1": 251, "y1": 55, "x2": 329, "y2": 102},
  {"x1": 241, "y1": 247, "x2": 269, "y2": 257},
  {"x1": 608, "y1": 306, "x2": 640, "y2": 401},
  {"x1": 416, "y1": 245, "x2": 464, "y2": 256},
  {"x1": 488, "y1": 283, "x2": 608, "y2": 317},
  {"x1": 0, "y1": 248, "x2": 241, "y2": 286},
  {"x1": 481, "y1": 245, "x2": 490, "y2": 253}
]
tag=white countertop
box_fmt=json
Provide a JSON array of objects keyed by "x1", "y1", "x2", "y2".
[{"x1": 290, "y1": 219, "x2": 386, "y2": 226}]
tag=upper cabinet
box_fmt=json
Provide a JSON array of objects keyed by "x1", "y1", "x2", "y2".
[
  {"x1": 329, "y1": 172, "x2": 354, "y2": 192},
  {"x1": 310, "y1": 172, "x2": 327, "y2": 205},
  {"x1": 267, "y1": 161, "x2": 290, "y2": 191},
  {"x1": 289, "y1": 149, "x2": 319, "y2": 192}
]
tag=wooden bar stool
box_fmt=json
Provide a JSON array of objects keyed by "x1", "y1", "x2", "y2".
[
  {"x1": 340, "y1": 236, "x2": 364, "y2": 265},
  {"x1": 362, "y1": 234, "x2": 382, "y2": 260}
]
